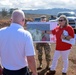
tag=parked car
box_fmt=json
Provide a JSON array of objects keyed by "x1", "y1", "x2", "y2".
[
  {"x1": 34, "y1": 18, "x2": 41, "y2": 22},
  {"x1": 57, "y1": 12, "x2": 76, "y2": 28}
]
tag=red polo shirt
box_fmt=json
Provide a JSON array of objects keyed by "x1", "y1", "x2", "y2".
[{"x1": 52, "y1": 25, "x2": 74, "y2": 51}]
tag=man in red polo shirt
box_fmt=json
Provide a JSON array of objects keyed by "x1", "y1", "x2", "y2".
[{"x1": 46, "y1": 15, "x2": 74, "y2": 75}]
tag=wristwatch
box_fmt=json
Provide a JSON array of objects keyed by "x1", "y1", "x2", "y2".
[{"x1": 65, "y1": 36, "x2": 67, "y2": 39}]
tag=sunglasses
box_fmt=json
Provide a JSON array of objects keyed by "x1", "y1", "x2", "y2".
[{"x1": 58, "y1": 19, "x2": 65, "y2": 22}]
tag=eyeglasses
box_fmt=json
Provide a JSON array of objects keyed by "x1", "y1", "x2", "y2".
[{"x1": 58, "y1": 19, "x2": 65, "y2": 22}]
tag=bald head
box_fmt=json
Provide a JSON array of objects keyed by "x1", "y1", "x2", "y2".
[{"x1": 11, "y1": 10, "x2": 25, "y2": 26}]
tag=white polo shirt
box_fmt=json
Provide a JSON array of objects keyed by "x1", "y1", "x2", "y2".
[{"x1": 0, "y1": 23, "x2": 35, "y2": 70}]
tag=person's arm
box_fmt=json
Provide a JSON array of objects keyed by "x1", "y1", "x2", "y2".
[
  {"x1": 24, "y1": 31, "x2": 38, "y2": 75},
  {"x1": 45, "y1": 30, "x2": 52, "y2": 34},
  {"x1": 27, "y1": 56, "x2": 38, "y2": 75},
  {"x1": 61, "y1": 34, "x2": 73, "y2": 40},
  {"x1": 65, "y1": 36, "x2": 73, "y2": 40},
  {"x1": 0, "y1": 65, "x2": 3, "y2": 75},
  {"x1": 61, "y1": 28, "x2": 74, "y2": 41}
]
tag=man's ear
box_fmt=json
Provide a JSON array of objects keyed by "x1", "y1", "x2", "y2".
[
  {"x1": 22, "y1": 19, "x2": 25, "y2": 21},
  {"x1": 10, "y1": 18, "x2": 12, "y2": 21}
]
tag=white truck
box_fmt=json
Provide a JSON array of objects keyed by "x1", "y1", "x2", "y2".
[{"x1": 57, "y1": 12, "x2": 76, "y2": 28}]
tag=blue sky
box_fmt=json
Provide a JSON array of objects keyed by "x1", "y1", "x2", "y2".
[{"x1": 0, "y1": 0, "x2": 76, "y2": 10}]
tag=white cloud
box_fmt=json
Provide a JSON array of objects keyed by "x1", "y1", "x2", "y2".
[
  {"x1": 0, "y1": 0, "x2": 12, "y2": 6},
  {"x1": 0, "y1": 0, "x2": 76, "y2": 10}
]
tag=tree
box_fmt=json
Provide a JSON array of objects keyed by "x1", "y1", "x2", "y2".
[
  {"x1": 9, "y1": 8, "x2": 18, "y2": 15},
  {"x1": 1, "y1": 8, "x2": 8, "y2": 17}
]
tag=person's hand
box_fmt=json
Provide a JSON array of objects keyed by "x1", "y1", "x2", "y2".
[
  {"x1": 61, "y1": 34, "x2": 66, "y2": 39},
  {"x1": 32, "y1": 73, "x2": 38, "y2": 75},
  {"x1": 42, "y1": 31, "x2": 45, "y2": 34},
  {"x1": 0, "y1": 66, "x2": 3, "y2": 75}
]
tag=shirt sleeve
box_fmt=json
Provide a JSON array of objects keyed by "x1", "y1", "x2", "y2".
[
  {"x1": 24, "y1": 31, "x2": 35, "y2": 56},
  {"x1": 52, "y1": 28, "x2": 56, "y2": 35},
  {"x1": 67, "y1": 26, "x2": 74, "y2": 38}
]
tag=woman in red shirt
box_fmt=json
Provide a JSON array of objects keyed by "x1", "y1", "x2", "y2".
[{"x1": 46, "y1": 15, "x2": 74, "y2": 75}]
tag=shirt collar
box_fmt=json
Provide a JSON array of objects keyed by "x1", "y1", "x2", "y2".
[
  {"x1": 10, "y1": 23, "x2": 23, "y2": 29},
  {"x1": 59, "y1": 25, "x2": 67, "y2": 29}
]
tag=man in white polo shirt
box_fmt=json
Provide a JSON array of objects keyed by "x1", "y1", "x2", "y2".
[{"x1": 0, "y1": 10, "x2": 37, "y2": 75}]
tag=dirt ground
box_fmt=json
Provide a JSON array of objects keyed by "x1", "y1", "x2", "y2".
[
  {"x1": 0, "y1": 19, "x2": 76, "y2": 75},
  {"x1": 35, "y1": 43, "x2": 76, "y2": 75}
]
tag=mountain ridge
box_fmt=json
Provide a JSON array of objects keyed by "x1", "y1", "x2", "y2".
[{"x1": 23, "y1": 8, "x2": 76, "y2": 15}]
